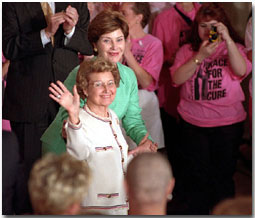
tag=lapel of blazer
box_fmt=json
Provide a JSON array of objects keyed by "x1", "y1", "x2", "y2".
[
  {"x1": 55, "y1": 3, "x2": 70, "y2": 13},
  {"x1": 25, "y1": 3, "x2": 47, "y2": 30}
]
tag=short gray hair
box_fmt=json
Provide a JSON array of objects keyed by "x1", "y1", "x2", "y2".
[{"x1": 126, "y1": 152, "x2": 173, "y2": 204}]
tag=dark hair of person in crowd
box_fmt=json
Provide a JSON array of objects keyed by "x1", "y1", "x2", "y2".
[
  {"x1": 131, "y1": 3, "x2": 151, "y2": 28},
  {"x1": 88, "y1": 10, "x2": 129, "y2": 48},
  {"x1": 189, "y1": 3, "x2": 244, "y2": 51}
]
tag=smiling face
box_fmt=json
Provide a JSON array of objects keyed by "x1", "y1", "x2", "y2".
[
  {"x1": 198, "y1": 19, "x2": 218, "y2": 41},
  {"x1": 94, "y1": 29, "x2": 125, "y2": 64},
  {"x1": 83, "y1": 71, "x2": 117, "y2": 111}
]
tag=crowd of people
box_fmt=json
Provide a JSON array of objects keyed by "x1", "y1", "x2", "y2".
[{"x1": 2, "y1": 2, "x2": 252, "y2": 215}]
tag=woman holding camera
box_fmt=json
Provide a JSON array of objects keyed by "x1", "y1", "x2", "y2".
[{"x1": 171, "y1": 3, "x2": 252, "y2": 215}]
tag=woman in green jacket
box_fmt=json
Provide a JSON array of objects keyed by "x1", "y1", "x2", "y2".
[{"x1": 41, "y1": 10, "x2": 157, "y2": 156}]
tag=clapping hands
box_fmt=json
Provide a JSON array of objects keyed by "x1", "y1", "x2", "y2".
[
  {"x1": 45, "y1": 5, "x2": 78, "y2": 38},
  {"x1": 63, "y1": 5, "x2": 79, "y2": 34}
]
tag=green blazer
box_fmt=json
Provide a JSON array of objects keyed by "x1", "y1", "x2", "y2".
[{"x1": 41, "y1": 62, "x2": 151, "y2": 155}]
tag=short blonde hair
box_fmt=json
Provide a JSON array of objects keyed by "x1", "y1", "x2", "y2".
[
  {"x1": 29, "y1": 153, "x2": 91, "y2": 215},
  {"x1": 76, "y1": 57, "x2": 120, "y2": 99},
  {"x1": 126, "y1": 152, "x2": 173, "y2": 204}
]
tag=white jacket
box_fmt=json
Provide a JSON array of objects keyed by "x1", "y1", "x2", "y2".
[{"x1": 66, "y1": 104, "x2": 131, "y2": 210}]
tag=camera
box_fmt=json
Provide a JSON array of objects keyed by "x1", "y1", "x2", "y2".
[{"x1": 209, "y1": 26, "x2": 218, "y2": 43}]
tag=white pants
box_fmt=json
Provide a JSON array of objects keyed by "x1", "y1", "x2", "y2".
[{"x1": 122, "y1": 89, "x2": 165, "y2": 150}]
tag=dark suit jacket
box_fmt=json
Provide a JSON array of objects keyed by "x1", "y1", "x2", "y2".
[
  {"x1": 2, "y1": 131, "x2": 30, "y2": 214},
  {"x1": 2, "y1": 3, "x2": 93, "y2": 122}
]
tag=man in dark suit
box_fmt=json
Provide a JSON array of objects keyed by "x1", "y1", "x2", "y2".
[{"x1": 2, "y1": 3, "x2": 93, "y2": 180}]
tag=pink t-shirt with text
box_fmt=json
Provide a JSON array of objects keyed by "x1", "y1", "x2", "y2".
[{"x1": 170, "y1": 42, "x2": 252, "y2": 127}]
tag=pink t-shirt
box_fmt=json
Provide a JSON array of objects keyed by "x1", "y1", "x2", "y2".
[
  {"x1": 170, "y1": 42, "x2": 252, "y2": 127},
  {"x1": 152, "y1": 3, "x2": 200, "y2": 62},
  {"x1": 129, "y1": 34, "x2": 163, "y2": 92},
  {"x1": 2, "y1": 53, "x2": 6, "y2": 63},
  {"x1": 2, "y1": 53, "x2": 12, "y2": 131},
  {"x1": 152, "y1": 3, "x2": 201, "y2": 117}
]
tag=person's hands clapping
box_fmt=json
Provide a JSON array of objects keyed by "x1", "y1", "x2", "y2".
[
  {"x1": 49, "y1": 81, "x2": 80, "y2": 125},
  {"x1": 63, "y1": 5, "x2": 79, "y2": 34},
  {"x1": 45, "y1": 12, "x2": 66, "y2": 39}
]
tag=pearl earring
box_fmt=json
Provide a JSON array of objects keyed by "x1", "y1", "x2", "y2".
[{"x1": 167, "y1": 194, "x2": 173, "y2": 201}]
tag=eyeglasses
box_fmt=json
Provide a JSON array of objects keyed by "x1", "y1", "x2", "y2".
[{"x1": 89, "y1": 80, "x2": 116, "y2": 89}]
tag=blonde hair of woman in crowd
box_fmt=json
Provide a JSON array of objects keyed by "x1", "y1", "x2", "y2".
[{"x1": 29, "y1": 153, "x2": 91, "y2": 215}]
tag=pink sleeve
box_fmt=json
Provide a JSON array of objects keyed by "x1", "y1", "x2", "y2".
[
  {"x1": 2, "y1": 53, "x2": 6, "y2": 63},
  {"x1": 152, "y1": 9, "x2": 180, "y2": 62},
  {"x1": 170, "y1": 44, "x2": 193, "y2": 86},
  {"x1": 152, "y1": 14, "x2": 164, "y2": 42},
  {"x1": 141, "y1": 40, "x2": 164, "y2": 91},
  {"x1": 228, "y1": 43, "x2": 252, "y2": 81}
]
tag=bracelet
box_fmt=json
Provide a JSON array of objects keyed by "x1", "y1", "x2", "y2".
[{"x1": 193, "y1": 58, "x2": 201, "y2": 65}]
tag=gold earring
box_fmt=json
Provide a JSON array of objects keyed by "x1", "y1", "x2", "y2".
[{"x1": 94, "y1": 47, "x2": 98, "y2": 52}]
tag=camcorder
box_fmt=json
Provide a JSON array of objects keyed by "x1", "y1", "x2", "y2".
[{"x1": 209, "y1": 26, "x2": 218, "y2": 43}]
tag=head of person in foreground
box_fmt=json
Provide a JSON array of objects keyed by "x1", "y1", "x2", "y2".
[
  {"x1": 212, "y1": 196, "x2": 252, "y2": 215},
  {"x1": 125, "y1": 152, "x2": 175, "y2": 215},
  {"x1": 28, "y1": 153, "x2": 91, "y2": 215}
]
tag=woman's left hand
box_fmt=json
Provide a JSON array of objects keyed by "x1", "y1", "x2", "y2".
[
  {"x1": 128, "y1": 133, "x2": 158, "y2": 156},
  {"x1": 214, "y1": 22, "x2": 231, "y2": 42}
]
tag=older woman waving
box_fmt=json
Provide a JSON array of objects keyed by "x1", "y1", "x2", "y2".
[
  {"x1": 41, "y1": 11, "x2": 157, "y2": 156},
  {"x1": 49, "y1": 58, "x2": 131, "y2": 215}
]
